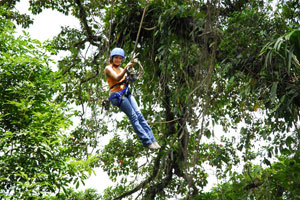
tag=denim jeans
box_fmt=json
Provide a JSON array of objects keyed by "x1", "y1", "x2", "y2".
[{"x1": 110, "y1": 93, "x2": 156, "y2": 146}]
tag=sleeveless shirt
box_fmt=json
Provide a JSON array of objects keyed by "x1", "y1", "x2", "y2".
[{"x1": 106, "y1": 65, "x2": 126, "y2": 93}]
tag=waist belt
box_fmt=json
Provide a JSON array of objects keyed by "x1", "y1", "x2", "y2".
[{"x1": 108, "y1": 83, "x2": 130, "y2": 107}]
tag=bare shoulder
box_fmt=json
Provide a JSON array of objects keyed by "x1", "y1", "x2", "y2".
[
  {"x1": 105, "y1": 65, "x2": 112, "y2": 71},
  {"x1": 104, "y1": 65, "x2": 112, "y2": 74}
]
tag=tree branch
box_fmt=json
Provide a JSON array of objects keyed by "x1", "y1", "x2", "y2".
[
  {"x1": 144, "y1": 172, "x2": 173, "y2": 199},
  {"x1": 144, "y1": 153, "x2": 175, "y2": 199},
  {"x1": 174, "y1": 167, "x2": 199, "y2": 198},
  {"x1": 74, "y1": 0, "x2": 102, "y2": 45},
  {"x1": 114, "y1": 153, "x2": 163, "y2": 200}
]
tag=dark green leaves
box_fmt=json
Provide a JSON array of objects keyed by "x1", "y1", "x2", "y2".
[{"x1": 0, "y1": 11, "x2": 94, "y2": 199}]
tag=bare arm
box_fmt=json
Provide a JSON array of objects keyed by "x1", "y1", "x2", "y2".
[
  {"x1": 105, "y1": 62, "x2": 133, "y2": 81},
  {"x1": 105, "y1": 66, "x2": 127, "y2": 81}
]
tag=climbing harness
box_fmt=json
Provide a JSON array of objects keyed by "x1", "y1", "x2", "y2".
[{"x1": 108, "y1": 78, "x2": 130, "y2": 107}]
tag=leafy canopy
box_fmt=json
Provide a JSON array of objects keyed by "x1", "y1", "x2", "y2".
[
  {"x1": 2, "y1": 0, "x2": 300, "y2": 199},
  {"x1": 0, "y1": 7, "x2": 98, "y2": 199}
]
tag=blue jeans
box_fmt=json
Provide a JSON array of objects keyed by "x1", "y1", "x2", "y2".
[{"x1": 110, "y1": 93, "x2": 156, "y2": 146}]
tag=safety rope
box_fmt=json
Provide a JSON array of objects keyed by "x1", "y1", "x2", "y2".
[
  {"x1": 133, "y1": 0, "x2": 149, "y2": 54},
  {"x1": 128, "y1": 0, "x2": 149, "y2": 81}
]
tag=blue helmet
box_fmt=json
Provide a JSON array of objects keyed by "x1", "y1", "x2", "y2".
[{"x1": 110, "y1": 48, "x2": 125, "y2": 58}]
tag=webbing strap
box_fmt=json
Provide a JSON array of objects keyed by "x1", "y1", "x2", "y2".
[{"x1": 108, "y1": 83, "x2": 129, "y2": 107}]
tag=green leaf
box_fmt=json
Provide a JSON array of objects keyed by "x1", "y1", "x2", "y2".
[
  {"x1": 274, "y1": 36, "x2": 284, "y2": 51},
  {"x1": 204, "y1": 128, "x2": 211, "y2": 139}
]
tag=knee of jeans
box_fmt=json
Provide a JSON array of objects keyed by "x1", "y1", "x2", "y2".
[
  {"x1": 129, "y1": 112, "x2": 139, "y2": 122},
  {"x1": 136, "y1": 112, "x2": 145, "y2": 119}
]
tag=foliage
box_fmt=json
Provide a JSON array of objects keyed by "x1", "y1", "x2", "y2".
[
  {"x1": 259, "y1": 28, "x2": 300, "y2": 122},
  {"x1": 3, "y1": 0, "x2": 300, "y2": 199},
  {"x1": 46, "y1": 188, "x2": 102, "y2": 200},
  {"x1": 204, "y1": 156, "x2": 300, "y2": 200},
  {"x1": 0, "y1": 8, "x2": 97, "y2": 199},
  {"x1": 0, "y1": 1, "x2": 33, "y2": 28}
]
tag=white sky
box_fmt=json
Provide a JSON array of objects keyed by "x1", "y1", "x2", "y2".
[{"x1": 15, "y1": 1, "x2": 79, "y2": 41}]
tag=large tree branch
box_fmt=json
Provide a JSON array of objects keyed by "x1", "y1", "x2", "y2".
[
  {"x1": 74, "y1": 0, "x2": 102, "y2": 45},
  {"x1": 74, "y1": 0, "x2": 92, "y2": 38},
  {"x1": 176, "y1": 115, "x2": 199, "y2": 198},
  {"x1": 144, "y1": 172, "x2": 173, "y2": 199},
  {"x1": 174, "y1": 167, "x2": 199, "y2": 198},
  {"x1": 114, "y1": 153, "x2": 163, "y2": 200},
  {"x1": 143, "y1": 152, "x2": 176, "y2": 199}
]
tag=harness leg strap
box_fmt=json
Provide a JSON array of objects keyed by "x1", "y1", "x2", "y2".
[{"x1": 108, "y1": 84, "x2": 130, "y2": 107}]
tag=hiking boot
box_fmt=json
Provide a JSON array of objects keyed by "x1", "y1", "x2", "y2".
[
  {"x1": 147, "y1": 142, "x2": 159, "y2": 150},
  {"x1": 153, "y1": 141, "x2": 161, "y2": 149}
]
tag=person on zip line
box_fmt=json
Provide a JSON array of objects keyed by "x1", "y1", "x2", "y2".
[{"x1": 104, "y1": 47, "x2": 161, "y2": 150}]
